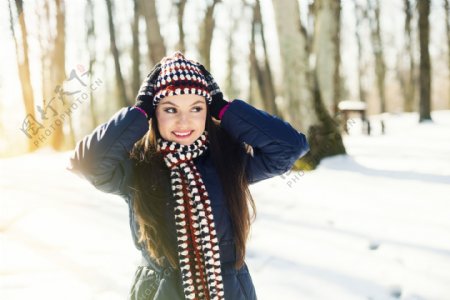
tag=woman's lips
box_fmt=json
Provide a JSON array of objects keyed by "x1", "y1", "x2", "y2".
[{"x1": 173, "y1": 130, "x2": 193, "y2": 138}]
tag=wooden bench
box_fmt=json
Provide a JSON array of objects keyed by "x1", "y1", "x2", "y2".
[{"x1": 337, "y1": 100, "x2": 384, "y2": 135}]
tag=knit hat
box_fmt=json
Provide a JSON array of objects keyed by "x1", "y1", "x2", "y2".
[{"x1": 153, "y1": 52, "x2": 212, "y2": 107}]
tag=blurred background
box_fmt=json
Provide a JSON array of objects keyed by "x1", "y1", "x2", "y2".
[
  {"x1": 0, "y1": 0, "x2": 448, "y2": 158},
  {"x1": 1, "y1": 0, "x2": 449, "y2": 299}
]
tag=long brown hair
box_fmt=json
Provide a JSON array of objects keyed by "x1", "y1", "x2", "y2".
[{"x1": 130, "y1": 106, "x2": 256, "y2": 270}]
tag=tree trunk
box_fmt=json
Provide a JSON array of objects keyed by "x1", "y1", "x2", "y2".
[
  {"x1": 105, "y1": 0, "x2": 129, "y2": 107},
  {"x1": 37, "y1": 0, "x2": 52, "y2": 148},
  {"x1": 10, "y1": 0, "x2": 38, "y2": 152},
  {"x1": 402, "y1": 0, "x2": 416, "y2": 112},
  {"x1": 418, "y1": 0, "x2": 432, "y2": 122},
  {"x1": 141, "y1": 0, "x2": 166, "y2": 65},
  {"x1": 199, "y1": 0, "x2": 221, "y2": 70},
  {"x1": 271, "y1": 0, "x2": 310, "y2": 129},
  {"x1": 272, "y1": 0, "x2": 345, "y2": 169},
  {"x1": 131, "y1": 0, "x2": 140, "y2": 96},
  {"x1": 250, "y1": 0, "x2": 279, "y2": 115},
  {"x1": 176, "y1": 0, "x2": 187, "y2": 53},
  {"x1": 225, "y1": 14, "x2": 239, "y2": 100},
  {"x1": 40, "y1": 1, "x2": 51, "y2": 106},
  {"x1": 368, "y1": 0, "x2": 387, "y2": 113},
  {"x1": 444, "y1": 0, "x2": 450, "y2": 108},
  {"x1": 86, "y1": 0, "x2": 99, "y2": 128},
  {"x1": 249, "y1": 12, "x2": 264, "y2": 109},
  {"x1": 354, "y1": 0, "x2": 368, "y2": 104},
  {"x1": 51, "y1": 0, "x2": 71, "y2": 150},
  {"x1": 311, "y1": 0, "x2": 341, "y2": 116}
]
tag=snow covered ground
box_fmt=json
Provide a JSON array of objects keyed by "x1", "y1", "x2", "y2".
[{"x1": 1, "y1": 111, "x2": 450, "y2": 300}]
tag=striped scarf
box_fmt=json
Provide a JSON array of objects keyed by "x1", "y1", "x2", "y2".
[{"x1": 157, "y1": 131, "x2": 225, "y2": 300}]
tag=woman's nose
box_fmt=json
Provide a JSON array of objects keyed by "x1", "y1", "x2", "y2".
[{"x1": 176, "y1": 112, "x2": 188, "y2": 123}]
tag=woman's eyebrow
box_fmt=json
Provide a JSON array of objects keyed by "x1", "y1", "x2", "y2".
[
  {"x1": 160, "y1": 101, "x2": 178, "y2": 106},
  {"x1": 160, "y1": 100, "x2": 205, "y2": 107},
  {"x1": 190, "y1": 100, "x2": 205, "y2": 106}
]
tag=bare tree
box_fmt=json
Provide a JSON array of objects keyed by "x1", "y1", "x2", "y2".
[
  {"x1": 131, "y1": 0, "x2": 140, "y2": 96},
  {"x1": 272, "y1": 0, "x2": 345, "y2": 168},
  {"x1": 225, "y1": 12, "x2": 239, "y2": 100},
  {"x1": 199, "y1": 0, "x2": 221, "y2": 70},
  {"x1": 249, "y1": 0, "x2": 279, "y2": 115},
  {"x1": 271, "y1": 0, "x2": 310, "y2": 129},
  {"x1": 249, "y1": 8, "x2": 263, "y2": 107},
  {"x1": 444, "y1": 0, "x2": 450, "y2": 107},
  {"x1": 9, "y1": 0, "x2": 39, "y2": 151},
  {"x1": 52, "y1": 0, "x2": 72, "y2": 150},
  {"x1": 35, "y1": 0, "x2": 76, "y2": 150},
  {"x1": 37, "y1": 0, "x2": 52, "y2": 136},
  {"x1": 367, "y1": 0, "x2": 387, "y2": 113},
  {"x1": 311, "y1": 0, "x2": 341, "y2": 116},
  {"x1": 175, "y1": 0, "x2": 187, "y2": 53},
  {"x1": 105, "y1": 0, "x2": 129, "y2": 107},
  {"x1": 141, "y1": 0, "x2": 166, "y2": 65},
  {"x1": 86, "y1": 0, "x2": 99, "y2": 127},
  {"x1": 398, "y1": 0, "x2": 417, "y2": 112},
  {"x1": 418, "y1": 0, "x2": 432, "y2": 122},
  {"x1": 353, "y1": 0, "x2": 368, "y2": 104}
]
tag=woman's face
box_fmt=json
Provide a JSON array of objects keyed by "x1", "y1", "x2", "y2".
[{"x1": 155, "y1": 94, "x2": 207, "y2": 145}]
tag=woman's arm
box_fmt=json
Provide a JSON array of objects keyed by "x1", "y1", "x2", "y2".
[
  {"x1": 220, "y1": 99, "x2": 309, "y2": 184},
  {"x1": 67, "y1": 107, "x2": 149, "y2": 199}
]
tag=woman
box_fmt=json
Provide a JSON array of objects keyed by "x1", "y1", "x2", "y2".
[{"x1": 68, "y1": 52, "x2": 309, "y2": 300}]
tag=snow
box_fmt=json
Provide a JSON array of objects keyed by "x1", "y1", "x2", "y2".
[
  {"x1": 1, "y1": 111, "x2": 450, "y2": 300},
  {"x1": 338, "y1": 100, "x2": 367, "y2": 111}
]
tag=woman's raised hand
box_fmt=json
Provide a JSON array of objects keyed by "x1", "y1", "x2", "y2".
[
  {"x1": 134, "y1": 63, "x2": 162, "y2": 120},
  {"x1": 197, "y1": 63, "x2": 229, "y2": 120}
]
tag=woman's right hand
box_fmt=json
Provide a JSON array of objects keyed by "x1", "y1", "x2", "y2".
[{"x1": 134, "y1": 63, "x2": 162, "y2": 119}]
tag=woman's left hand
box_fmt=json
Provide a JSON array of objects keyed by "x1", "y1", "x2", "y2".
[{"x1": 197, "y1": 63, "x2": 229, "y2": 120}]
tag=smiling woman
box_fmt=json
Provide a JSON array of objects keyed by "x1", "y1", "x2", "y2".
[
  {"x1": 156, "y1": 95, "x2": 207, "y2": 145},
  {"x1": 68, "y1": 51, "x2": 309, "y2": 300}
]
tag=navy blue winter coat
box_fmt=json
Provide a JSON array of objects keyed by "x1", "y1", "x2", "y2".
[{"x1": 68, "y1": 99, "x2": 309, "y2": 299}]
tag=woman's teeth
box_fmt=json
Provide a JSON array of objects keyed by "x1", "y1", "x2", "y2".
[{"x1": 173, "y1": 131, "x2": 192, "y2": 137}]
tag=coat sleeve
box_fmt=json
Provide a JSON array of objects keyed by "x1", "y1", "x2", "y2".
[
  {"x1": 220, "y1": 99, "x2": 310, "y2": 184},
  {"x1": 67, "y1": 107, "x2": 149, "y2": 199}
]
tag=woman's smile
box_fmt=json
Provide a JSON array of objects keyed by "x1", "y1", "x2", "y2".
[{"x1": 172, "y1": 130, "x2": 194, "y2": 138}]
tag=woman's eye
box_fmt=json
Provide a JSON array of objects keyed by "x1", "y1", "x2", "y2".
[
  {"x1": 192, "y1": 106, "x2": 203, "y2": 112},
  {"x1": 164, "y1": 108, "x2": 176, "y2": 113},
  {"x1": 163, "y1": 106, "x2": 203, "y2": 113}
]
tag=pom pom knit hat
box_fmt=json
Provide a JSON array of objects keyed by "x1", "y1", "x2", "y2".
[{"x1": 153, "y1": 51, "x2": 212, "y2": 107}]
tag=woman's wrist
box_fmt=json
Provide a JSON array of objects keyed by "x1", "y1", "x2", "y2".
[
  {"x1": 210, "y1": 94, "x2": 229, "y2": 119},
  {"x1": 218, "y1": 102, "x2": 231, "y2": 119},
  {"x1": 133, "y1": 106, "x2": 149, "y2": 119}
]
